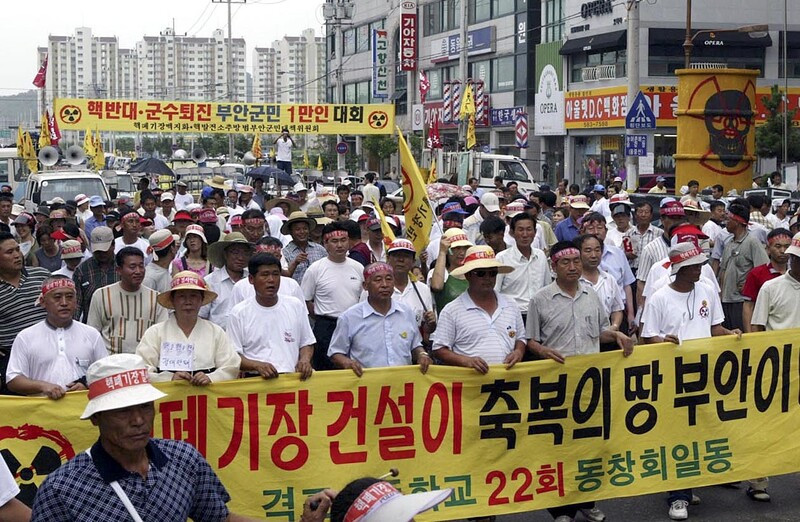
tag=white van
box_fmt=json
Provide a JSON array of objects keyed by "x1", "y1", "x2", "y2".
[
  {"x1": 430, "y1": 150, "x2": 540, "y2": 194},
  {"x1": 24, "y1": 170, "x2": 111, "y2": 212}
]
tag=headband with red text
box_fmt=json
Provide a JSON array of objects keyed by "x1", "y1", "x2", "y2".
[
  {"x1": 363, "y1": 262, "x2": 393, "y2": 280},
  {"x1": 669, "y1": 246, "x2": 703, "y2": 265},
  {"x1": 323, "y1": 229, "x2": 348, "y2": 242},
  {"x1": 551, "y1": 247, "x2": 580, "y2": 262},
  {"x1": 727, "y1": 211, "x2": 748, "y2": 225},
  {"x1": 40, "y1": 278, "x2": 75, "y2": 301},
  {"x1": 344, "y1": 481, "x2": 402, "y2": 522},
  {"x1": 768, "y1": 234, "x2": 792, "y2": 246},
  {"x1": 88, "y1": 368, "x2": 151, "y2": 400}
]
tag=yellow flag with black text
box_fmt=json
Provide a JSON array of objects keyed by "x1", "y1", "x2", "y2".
[{"x1": 398, "y1": 126, "x2": 432, "y2": 254}]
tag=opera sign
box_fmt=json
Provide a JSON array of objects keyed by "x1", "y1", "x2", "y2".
[
  {"x1": 534, "y1": 64, "x2": 566, "y2": 136},
  {"x1": 580, "y1": 0, "x2": 613, "y2": 18}
]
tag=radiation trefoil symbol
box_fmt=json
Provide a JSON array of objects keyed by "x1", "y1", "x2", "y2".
[{"x1": 59, "y1": 105, "x2": 82, "y2": 124}]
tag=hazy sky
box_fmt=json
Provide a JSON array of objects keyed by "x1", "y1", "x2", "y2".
[{"x1": 1, "y1": 0, "x2": 325, "y2": 95}]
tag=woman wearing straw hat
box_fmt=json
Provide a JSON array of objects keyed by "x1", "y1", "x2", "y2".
[
  {"x1": 171, "y1": 224, "x2": 212, "y2": 278},
  {"x1": 429, "y1": 228, "x2": 473, "y2": 314},
  {"x1": 136, "y1": 271, "x2": 241, "y2": 386}
]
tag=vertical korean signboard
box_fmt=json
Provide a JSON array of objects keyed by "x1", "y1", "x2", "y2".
[
  {"x1": 400, "y1": 0, "x2": 417, "y2": 71},
  {"x1": 534, "y1": 41, "x2": 566, "y2": 136},
  {"x1": 372, "y1": 29, "x2": 389, "y2": 99}
]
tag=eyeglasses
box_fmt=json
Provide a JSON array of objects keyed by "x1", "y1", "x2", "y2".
[{"x1": 472, "y1": 269, "x2": 498, "y2": 278}]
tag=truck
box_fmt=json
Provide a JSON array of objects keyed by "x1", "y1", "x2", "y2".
[
  {"x1": 427, "y1": 150, "x2": 540, "y2": 194},
  {"x1": 23, "y1": 170, "x2": 111, "y2": 212}
]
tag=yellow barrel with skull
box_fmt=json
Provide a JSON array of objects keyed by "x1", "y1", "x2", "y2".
[{"x1": 674, "y1": 68, "x2": 759, "y2": 194}]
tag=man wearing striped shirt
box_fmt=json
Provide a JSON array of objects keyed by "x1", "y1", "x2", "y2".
[
  {"x1": 87, "y1": 247, "x2": 168, "y2": 355},
  {"x1": 0, "y1": 232, "x2": 50, "y2": 392}
]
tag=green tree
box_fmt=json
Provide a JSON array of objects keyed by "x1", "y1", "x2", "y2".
[
  {"x1": 115, "y1": 137, "x2": 135, "y2": 153},
  {"x1": 755, "y1": 85, "x2": 800, "y2": 166},
  {"x1": 362, "y1": 135, "x2": 398, "y2": 172}
]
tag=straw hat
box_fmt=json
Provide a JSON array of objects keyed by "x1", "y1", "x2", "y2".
[
  {"x1": 80, "y1": 354, "x2": 167, "y2": 420},
  {"x1": 280, "y1": 211, "x2": 317, "y2": 235},
  {"x1": 567, "y1": 195, "x2": 590, "y2": 209},
  {"x1": 450, "y1": 245, "x2": 514, "y2": 277},
  {"x1": 442, "y1": 227, "x2": 473, "y2": 249},
  {"x1": 207, "y1": 232, "x2": 253, "y2": 268},
  {"x1": 263, "y1": 197, "x2": 300, "y2": 215},
  {"x1": 204, "y1": 175, "x2": 228, "y2": 189},
  {"x1": 157, "y1": 270, "x2": 218, "y2": 309}
]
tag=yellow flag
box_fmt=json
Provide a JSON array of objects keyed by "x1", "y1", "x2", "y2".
[
  {"x1": 371, "y1": 195, "x2": 396, "y2": 249},
  {"x1": 251, "y1": 133, "x2": 262, "y2": 161},
  {"x1": 397, "y1": 126, "x2": 432, "y2": 254},
  {"x1": 16, "y1": 127, "x2": 24, "y2": 158},
  {"x1": 460, "y1": 82, "x2": 475, "y2": 119},
  {"x1": 316, "y1": 155, "x2": 323, "y2": 170},
  {"x1": 426, "y1": 157, "x2": 438, "y2": 184},
  {"x1": 466, "y1": 114, "x2": 477, "y2": 150},
  {"x1": 38, "y1": 112, "x2": 50, "y2": 149},
  {"x1": 84, "y1": 129, "x2": 94, "y2": 158},
  {"x1": 23, "y1": 132, "x2": 38, "y2": 173},
  {"x1": 303, "y1": 150, "x2": 310, "y2": 168},
  {"x1": 93, "y1": 130, "x2": 104, "y2": 170}
]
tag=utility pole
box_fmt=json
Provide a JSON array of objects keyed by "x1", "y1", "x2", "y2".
[
  {"x1": 458, "y1": 0, "x2": 469, "y2": 149},
  {"x1": 624, "y1": 0, "x2": 640, "y2": 191},
  {"x1": 212, "y1": 0, "x2": 247, "y2": 162}
]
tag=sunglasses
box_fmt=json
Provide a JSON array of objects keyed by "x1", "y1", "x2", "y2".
[{"x1": 472, "y1": 269, "x2": 498, "y2": 278}]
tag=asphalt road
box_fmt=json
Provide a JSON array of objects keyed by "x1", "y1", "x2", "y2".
[{"x1": 450, "y1": 472, "x2": 800, "y2": 521}]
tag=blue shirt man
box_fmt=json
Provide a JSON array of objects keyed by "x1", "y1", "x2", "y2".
[
  {"x1": 554, "y1": 195, "x2": 590, "y2": 242},
  {"x1": 328, "y1": 262, "x2": 429, "y2": 375},
  {"x1": 84, "y1": 196, "x2": 107, "y2": 243}
]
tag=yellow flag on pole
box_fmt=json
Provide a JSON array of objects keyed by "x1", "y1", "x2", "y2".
[
  {"x1": 466, "y1": 114, "x2": 477, "y2": 150},
  {"x1": 317, "y1": 155, "x2": 323, "y2": 170},
  {"x1": 38, "y1": 113, "x2": 50, "y2": 149},
  {"x1": 23, "y1": 132, "x2": 38, "y2": 173},
  {"x1": 459, "y1": 82, "x2": 475, "y2": 119},
  {"x1": 16, "y1": 127, "x2": 24, "y2": 158},
  {"x1": 251, "y1": 133, "x2": 262, "y2": 161},
  {"x1": 371, "y1": 195, "x2": 396, "y2": 249},
  {"x1": 426, "y1": 157, "x2": 438, "y2": 184},
  {"x1": 93, "y1": 129, "x2": 104, "y2": 170},
  {"x1": 303, "y1": 150, "x2": 310, "y2": 168},
  {"x1": 397, "y1": 126, "x2": 432, "y2": 254},
  {"x1": 84, "y1": 129, "x2": 94, "y2": 158}
]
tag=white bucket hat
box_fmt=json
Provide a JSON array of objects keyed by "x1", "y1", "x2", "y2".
[
  {"x1": 81, "y1": 354, "x2": 166, "y2": 419},
  {"x1": 343, "y1": 480, "x2": 452, "y2": 522},
  {"x1": 669, "y1": 242, "x2": 709, "y2": 276},
  {"x1": 786, "y1": 232, "x2": 800, "y2": 257}
]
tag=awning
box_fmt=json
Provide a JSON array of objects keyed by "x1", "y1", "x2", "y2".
[
  {"x1": 650, "y1": 28, "x2": 772, "y2": 48},
  {"x1": 559, "y1": 30, "x2": 626, "y2": 55},
  {"x1": 390, "y1": 90, "x2": 407, "y2": 101}
]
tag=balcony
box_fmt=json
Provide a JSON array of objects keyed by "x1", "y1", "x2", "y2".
[
  {"x1": 581, "y1": 64, "x2": 618, "y2": 82},
  {"x1": 690, "y1": 62, "x2": 728, "y2": 70}
]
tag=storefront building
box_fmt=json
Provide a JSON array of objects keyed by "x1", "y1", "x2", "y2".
[{"x1": 538, "y1": 0, "x2": 800, "y2": 191}]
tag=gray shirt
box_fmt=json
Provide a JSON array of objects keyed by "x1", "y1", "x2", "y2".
[
  {"x1": 527, "y1": 282, "x2": 610, "y2": 357},
  {"x1": 720, "y1": 232, "x2": 769, "y2": 303}
]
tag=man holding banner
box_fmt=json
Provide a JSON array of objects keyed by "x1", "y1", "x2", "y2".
[{"x1": 527, "y1": 240, "x2": 634, "y2": 522}]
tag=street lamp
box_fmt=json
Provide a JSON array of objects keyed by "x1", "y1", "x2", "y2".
[{"x1": 683, "y1": 0, "x2": 769, "y2": 69}]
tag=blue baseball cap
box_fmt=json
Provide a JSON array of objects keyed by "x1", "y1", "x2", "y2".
[
  {"x1": 593, "y1": 184, "x2": 606, "y2": 193},
  {"x1": 440, "y1": 202, "x2": 467, "y2": 215}
]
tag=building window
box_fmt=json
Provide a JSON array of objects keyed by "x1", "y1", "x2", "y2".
[
  {"x1": 492, "y1": 56, "x2": 514, "y2": 91},
  {"x1": 544, "y1": 0, "x2": 565, "y2": 43},
  {"x1": 357, "y1": 25, "x2": 370, "y2": 53},
  {"x1": 424, "y1": 0, "x2": 460, "y2": 37},
  {"x1": 469, "y1": 0, "x2": 490, "y2": 24},
  {"x1": 343, "y1": 29, "x2": 356, "y2": 55}
]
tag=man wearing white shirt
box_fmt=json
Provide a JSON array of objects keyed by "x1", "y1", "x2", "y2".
[
  {"x1": 495, "y1": 213, "x2": 550, "y2": 325},
  {"x1": 7, "y1": 276, "x2": 107, "y2": 399},
  {"x1": 589, "y1": 184, "x2": 610, "y2": 220},
  {"x1": 173, "y1": 181, "x2": 194, "y2": 210},
  {"x1": 199, "y1": 233, "x2": 253, "y2": 331},
  {"x1": 113, "y1": 211, "x2": 153, "y2": 265},
  {"x1": 229, "y1": 237, "x2": 300, "y2": 305},
  {"x1": 0, "y1": 455, "x2": 29, "y2": 520},
  {"x1": 138, "y1": 192, "x2": 170, "y2": 231},
  {"x1": 228, "y1": 253, "x2": 315, "y2": 380},
  {"x1": 301, "y1": 222, "x2": 364, "y2": 370},
  {"x1": 157, "y1": 192, "x2": 177, "y2": 222}
]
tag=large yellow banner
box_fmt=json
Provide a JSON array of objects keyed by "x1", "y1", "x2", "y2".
[
  {"x1": 53, "y1": 98, "x2": 394, "y2": 135},
  {"x1": 2, "y1": 330, "x2": 800, "y2": 520}
]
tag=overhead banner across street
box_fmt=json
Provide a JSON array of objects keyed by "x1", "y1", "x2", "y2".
[
  {"x1": 53, "y1": 98, "x2": 395, "y2": 135},
  {"x1": 2, "y1": 330, "x2": 800, "y2": 520}
]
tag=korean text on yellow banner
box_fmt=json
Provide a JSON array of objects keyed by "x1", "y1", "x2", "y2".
[
  {"x1": 2, "y1": 331, "x2": 800, "y2": 520},
  {"x1": 397, "y1": 126, "x2": 432, "y2": 253},
  {"x1": 54, "y1": 98, "x2": 394, "y2": 135}
]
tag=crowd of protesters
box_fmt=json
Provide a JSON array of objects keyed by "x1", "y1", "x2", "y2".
[{"x1": 0, "y1": 171, "x2": 799, "y2": 522}]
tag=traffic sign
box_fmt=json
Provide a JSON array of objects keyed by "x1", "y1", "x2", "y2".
[
  {"x1": 625, "y1": 91, "x2": 657, "y2": 129},
  {"x1": 625, "y1": 134, "x2": 647, "y2": 157},
  {"x1": 336, "y1": 141, "x2": 348, "y2": 155}
]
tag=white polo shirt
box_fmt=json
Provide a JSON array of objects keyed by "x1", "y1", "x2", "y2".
[
  {"x1": 495, "y1": 244, "x2": 550, "y2": 313},
  {"x1": 228, "y1": 296, "x2": 316, "y2": 373},
  {"x1": 580, "y1": 270, "x2": 624, "y2": 318},
  {"x1": 301, "y1": 257, "x2": 364, "y2": 317},
  {"x1": 751, "y1": 272, "x2": 800, "y2": 330},
  {"x1": 229, "y1": 275, "x2": 305, "y2": 308},
  {"x1": 432, "y1": 291, "x2": 526, "y2": 364},
  {"x1": 7, "y1": 320, "x2": 108, "y2": 389}
]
